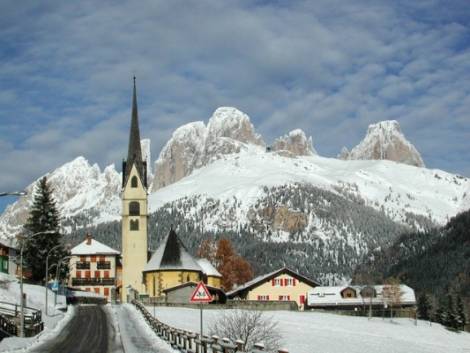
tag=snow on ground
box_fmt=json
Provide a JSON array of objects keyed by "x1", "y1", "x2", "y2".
[
  {"x1": 110, "y1": 304, "x2": 177, "y2": 353},
  {"x1": 145, "y1": 306, "x2": 470, "y2": 353},
  {"x1": 0, "y1": 273, "x2": 72, "y2": 352}
]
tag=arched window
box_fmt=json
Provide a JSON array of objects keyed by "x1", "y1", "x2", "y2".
[
  {"x1": 129, "y1": 201, "x2": 140, "y2": 216},
  {"x1": 130, "y1": 219, "x2": 139, "y2": 231},
  {"x1": 131, "y1": 176, "x2": 138, "y2": 188}
]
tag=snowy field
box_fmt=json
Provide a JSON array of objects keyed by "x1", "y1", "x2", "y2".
[
  {"x1": 146, "y1": 306, "x2": 470, "y2": 353},
  {"x1": 0, "y1": 273, "x2": 71, "y2": 352}
]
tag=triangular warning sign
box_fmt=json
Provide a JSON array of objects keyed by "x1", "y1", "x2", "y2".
[{"x1": 190, "y1": 281, "x2": 213, "y2": 303}]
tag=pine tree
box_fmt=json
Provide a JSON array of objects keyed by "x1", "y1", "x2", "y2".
[
  {"x1": 23, "y1": 177, "x2": 67, "y2": 282},
  {"x1": 456, "y1": 296, "x2": 466, "y2": 331},
  {"x1": 417, "y1": 292, "x2": 432, "y2": 321}
]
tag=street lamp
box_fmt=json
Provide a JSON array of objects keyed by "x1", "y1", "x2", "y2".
[
  {"x1": 17, "y1": 230, "x2": 55, "y2": 337},
  {"x1": 0, "y1": 191, "x2": 27, "y2": 197},
  {"x1": 45, "y1": 243, "x2": 69, "y2": 316}
]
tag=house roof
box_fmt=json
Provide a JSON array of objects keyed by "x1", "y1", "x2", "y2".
[
  {"x1": 227, "y1": 267, "x2": 321, "y2": 297},
  {"x1": 197, "y1": 258, "x2": 222, "y2": 277},
  {"x1": 71, "y1": 237, "x2": 119, "y2": 256},
  {"x1": 144, "y1": 229, "x2": 203, "y2": 272},
  {"x1": 307, "y1": 285, "x2": 416, "y2": 307}
]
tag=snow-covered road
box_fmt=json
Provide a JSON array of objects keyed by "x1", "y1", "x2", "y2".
[{"x1": 111, "y1": 304, "x2": 177, "y2": 353}]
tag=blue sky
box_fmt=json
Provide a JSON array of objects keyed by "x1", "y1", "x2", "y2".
[{"x1": 1, "y1": 0, "x2": 469, "y2": 213}]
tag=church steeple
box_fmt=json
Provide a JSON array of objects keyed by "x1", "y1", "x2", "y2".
[{"x1": 123, "y1": 77, "x2": 147, "y2": 188}]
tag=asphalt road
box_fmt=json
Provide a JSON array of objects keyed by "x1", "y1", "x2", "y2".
[{"x1": 30, "y1": 305, "x2": 109, "y2": 353}]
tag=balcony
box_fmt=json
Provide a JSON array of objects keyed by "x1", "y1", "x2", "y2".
[
  {"x1": 76, "y1": 262, "x2": 90, "y2": 270},
  {"x1": 71, "y1": 278, "x2": 115, "y2": 286},
  {"x1": 97, "y1": 261, "x2": 111, "y2": 269}
]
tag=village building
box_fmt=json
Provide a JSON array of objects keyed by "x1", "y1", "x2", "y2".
[
  {"x1": 143, "y1": 228, "x2": 222, "y2": 297},
  {"x1": 69, "y1": 234, "x2": 120, "y2": 302},
  {"x1": 227, "y1": 267, "x2": 320, "y2": 308},
  {"x1": 0, "y1": 240, "x2": 17, "y2": 276},
  {"x1": 306, "y1": 285, "x2": 416, "y2": 311}
]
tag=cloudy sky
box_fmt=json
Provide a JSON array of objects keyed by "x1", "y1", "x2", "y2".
[{"x1": 1, "y1": 0, "x2": 469, "y2": 212}]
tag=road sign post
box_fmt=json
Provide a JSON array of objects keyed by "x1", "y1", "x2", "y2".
[{"x1": 190, "y1": 282, "x2": 213, "y2": 339}]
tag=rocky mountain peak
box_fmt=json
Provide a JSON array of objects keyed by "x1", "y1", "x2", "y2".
[
  {"x1": 206, "y1": 107, "x2": 264, "y2": 145},
  {"x1": 272, "y1": 129, "x2": 317, "y2": 157},
  {"x1": 342, "y1": 120, "x2": 425, "y2": 167},
  {"x1": 151, "y1": 107, "x2": 265, "y2": 191}
]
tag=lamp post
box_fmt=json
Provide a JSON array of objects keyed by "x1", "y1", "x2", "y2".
[
  {"x1": 18, "y1": 230, "x2": 55, "y2": 338},
  {"x1": 45, "y1": 244, "x2": 67, "y2": 316},
  {"x1": 54, "y1": 256, "x2": 72, "y2": 307}
]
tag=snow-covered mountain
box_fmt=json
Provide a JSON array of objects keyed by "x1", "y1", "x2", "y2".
[
  {"x1": 0, "y1": 158, "x2": 121, "y2": 240},
  {"x1": 340, "y1": 120, "x2": 425, "y2": 167},
  {"x1": 151, "y1": 107, "x2": 265, "y2": 191},
  {"x1": 1, "y1": 107, "x2": 468, "y2": 281}
]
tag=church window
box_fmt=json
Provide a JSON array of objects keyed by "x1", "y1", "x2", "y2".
[
  {"x1": 131, "y1": 176, "x2": 138, "y2": 188},
  {"x1": 129, "y1": 201, "x2": 140, "y2": 216},
  {"x1": 130, "y1": 219, "x2": 139, "y2": 231}
]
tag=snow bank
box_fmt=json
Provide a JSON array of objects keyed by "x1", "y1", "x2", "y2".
[
  {"x1": 0, "y1": 273, "x2": 72, "y2": 352},
  {"x1": 145, "y1": 306, "x2": 470, "y2": 353}
]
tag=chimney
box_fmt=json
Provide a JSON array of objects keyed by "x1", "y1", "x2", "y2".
[{"x1": 86, "y1": 233, "x2": 92, "y2": 245}]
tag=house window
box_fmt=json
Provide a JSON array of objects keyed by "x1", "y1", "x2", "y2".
[
  {"x1": 257, "y1": 295, "x2": 270, "y2": 301},
  {"x1": 80, "y1": 256, "x2": 86, "y2": 262},
  {"x1": 104, "y1": 288, "x2": 109, "y2": 297},
  {"x1": 129, "y1": 202, "x2": 140, "y2": 216},
  {"x1": 272, "y1": 278, "x2": 283, "y2": 286},
  {"x1": 91, "y1": 256, "x2": 96, "y2": 263},
  {"x1": 131, "y1": 176, "x2": 138, "y2": 188},
  {"x1": 279, "y1": 295, "x2": 290, "y2": 301},
  {"x1": 95, "y1": 271, "x2": 100, "y2": 278},
  {"x1": 99, "y1": 256, "x2": 106, "y2": 262},
  {"x1": 299, "y1": 295, "x2": 305, "y2": 304},
  {"x1": 94, "y1": 288, "x2": 100, "y2": 294},
  {"x1": 85, "y1": 271, "x2": 91, "y2": 278},
  {"x1": 85, "y1": 288, "x2": 90, "y2": 292},
  {"x1": 76, "y1": 271, "x2": 82, "y2": 278},
  {"x1": 104, "y1": 271, "x2": 110, "y2": 278},
  {"x1": 285, "y1": 278, "x2": 295, "y2": 286}
]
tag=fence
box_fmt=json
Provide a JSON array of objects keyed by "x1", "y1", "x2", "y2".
[
  {"x1": 131, "y1": 300, "x2": 289, "y2": 353},
  {"x1": 141, "y1": 298, "x2": 298, "y2": 311},
  {"x1": 0, "y1": 301, "x2": 44, "y2": 337}
]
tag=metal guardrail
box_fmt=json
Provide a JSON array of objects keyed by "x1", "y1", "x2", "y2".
[{"x1": 131, "y1": 300, "x2": 289, "y2": 353}]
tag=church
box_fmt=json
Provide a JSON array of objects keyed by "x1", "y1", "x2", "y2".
[{"x1": 120, "y1": 78, "x2": 221, "y2": 302}]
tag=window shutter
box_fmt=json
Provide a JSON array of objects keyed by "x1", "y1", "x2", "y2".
[
  {"x1": 272, "y1": 279, "x2": 275, "y2": 286},
  {"x1": 288, "y1": 295, "x2": 290, "y2": 300},
  {"x1": 284, "y1": 278, "x2": 288, "y2": 286},
  {"x1": 76, "y1": 271, "x2": 81, "y2": 278},
  {"x1": 257, "y1": 295, "x2": 260, "y2": 301},
  {"x1": 293, "y1": 278, "x2": 297, "y2": 286},
  {"x1": 267, "y1": 295, "x2": 270, "y2": 300}
]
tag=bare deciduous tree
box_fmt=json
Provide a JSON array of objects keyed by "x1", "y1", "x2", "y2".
[{"x1": 209, "y1": 310, "x2": 282, "y2": 352}]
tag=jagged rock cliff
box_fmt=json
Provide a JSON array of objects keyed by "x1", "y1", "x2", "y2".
[
  {"x1": 341, "y1": 120, "x2": 425, "y2": 167},
  {"x1": 272, "y1": 129, "x2": 316, "y2": 157}
]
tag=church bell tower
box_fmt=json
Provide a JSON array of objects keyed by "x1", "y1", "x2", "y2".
[{"x1": 121, "y1": 77, "x2": 148, "y2": 302}]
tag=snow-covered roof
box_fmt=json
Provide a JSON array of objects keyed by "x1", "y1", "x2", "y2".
[
  {"x1": 71, "y1": 237, "x2": 119, "y2": 255},
  {"x1": 144, "y1": 230, "x2": 203, "y2": 272},
  {"x1": 227, "y1": 267, "x2": 320, "y2": 297},
  {"x1": 197, "y1": 258, "x2": 222, "y2": 277},
  {"x1": 307, "y1": 285, "x2": 416, "y2": 307}
]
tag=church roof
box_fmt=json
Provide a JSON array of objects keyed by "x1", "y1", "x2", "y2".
[
  {"x1": 123, "y1": 77, "x2": 147, "y2": 188},
  {"x1": 144, "y1": 229, "x2": 203, "y2": 272},
  {"x1": 197, "y1": 258, "x2": 222, "y2": 277}
]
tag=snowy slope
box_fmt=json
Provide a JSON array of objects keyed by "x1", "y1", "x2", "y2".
[
  {"x1": 147, "y1": 306, "x2": 470, "y2": 353},
  {"x1": 150, "y1": 145, "x2": 468, "y2": 226}
]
